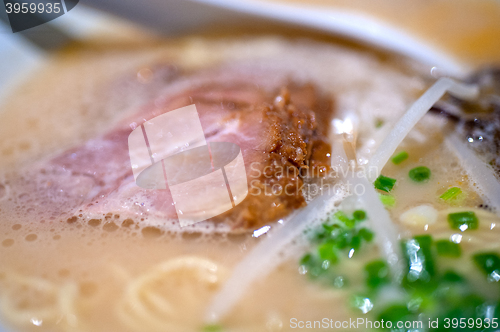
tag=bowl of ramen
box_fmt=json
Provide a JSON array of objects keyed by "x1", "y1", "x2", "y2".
[{"x1": 0, "y1": 1, "x2": 499, "y2": 331}]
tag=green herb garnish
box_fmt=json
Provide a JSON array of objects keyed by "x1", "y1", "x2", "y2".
[
  {"x1": 365, "y1": 260, "x2": 390, "y2": 289},
  {"x1": 358, "y1": 228, "x2": 374, "y2": 242},
  {"x1": 350, "y1": 235, "x2": 362, "y2": 252},
  {"x1": 318, "y1": 241, "x2": 339, "y2": 263},
  {"x1": 447, "y1": 211, "x2": 478, "y2": 231},
  {"x1": 300, "y1": 210, "x2": 373, "y2": 281},
  {"x1": 302, "y1": 213, "x2": 500, "y2": 332},
  {"x1": 401, "y1": 235, "x2": 435, "y2": 283},
  {"x1": 353, "y1": 210, "x2": 366, "y2": 221},
  {"x1": 473, "y1": 252, "x2": 500, "y2": 279},
  {"x1": 390, "y1": 233, "x2": 500, "y2": 330},
  {"x1": 409, "y1": 166, "x2": 431, "y2": 182},
  {"x1": 333, "y1": 211, "x2": 355, "y2": 228},
  {"x1": 299, "y1": 253, "x2": 324, "y2": 278},
  {"x1": 391, "y1": 151, "x2": 409, "y2": 165},
  {"x1": 436, "y1": 240, "x2": 461, "y2": 258},
  {"x1": 439, "y1": 187, "x2": 462, "y2": 201},
  {"x1": 378, "y1": 194, "x2": 396, "y2": 207},
  {"x1": 377, "y1": 304, "x2": 413, "y2": 327},
  {"x1": 374, "y1": 175, "x2": 397, "y2": 192},
  {"x1": 441, "y1": 270, "x2": 465, "y2": 283}
]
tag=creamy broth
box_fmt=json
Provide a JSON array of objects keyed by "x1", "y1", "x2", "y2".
[{"x1": 0, "y1": 35, "x2": 499, "y2": 332}]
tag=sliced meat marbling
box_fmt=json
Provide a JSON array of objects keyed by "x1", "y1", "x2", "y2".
[{"x1": 4, "y1": 64, "x2": 335, "y2": 231}]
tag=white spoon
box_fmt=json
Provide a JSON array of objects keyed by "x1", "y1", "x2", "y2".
[{"x1": 83, "y1": 0, "x2": 469, "y2": 76}]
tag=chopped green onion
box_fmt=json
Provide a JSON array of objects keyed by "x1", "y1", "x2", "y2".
[
  {"x1": 300, "y1": 253, "x2": 312, "y2": 266},
  {"x1": 334, "y1": 230, "x2": 350, "y2": 249},
  {"x1": 349, "y1": 235, "x2": 361, "y2": 252},
  {"x1": 473, "y1": 252, "x2": 500, "y2": 278},
  {"x1": 318, "y1": 241, "x2": 338, "y2": 263},
  {"x1": 375, "y1": 118, "x2": 384, "y2": 128},
  {"x1": 378, "y1": 193, "x2": 396, "y2": 207},
  {"x1": 322, "y1": 222, "x2": 341, "y2": 233},
  {"x1": 353, "y1": 210, "x2": 367, "y2": 221},
  {"x1": 333, "y1": 211, "x2": 355, "y2": 228},
  {"x1": 358, "y1": 228, "x2": 374, "y2": 242},
  {"x1": 377, "y1": 304, "x2": 413, "y2": 325},
  {"x1": 409, "y1": 166, "x2": 431, "y2": 182},
  {"x1": 320, "y1": 223, "x2": 333, "y2": 234},
  {"x1": 436, "y1": 240, "x2": 461, "y2": 258},
  {"x1": 202, "y1": 324, "x2": 223, "y2": 332},
  {"x1": 440, "y1": 187, "x2": 462, "y2": 201},
  {"x1": 374, "y1": 175, "x2": 397, "y2": 192},
  {"x1": 300, "y1": 254, "x2": 324, "y2": 278},
  {"x1": 413, "y1": 235, "x2": 435, "y2": 276},
  {"x1": 442, "y1": 270, "x2": 465, "y2": 283},
  {"x1": 391, "y1": 151, "x2": 409, "y2": 165},
  {"x1": 402, "y1": 235, "x2": 435, "y2": 282},
  {"x1": 447, "y1": 211, "x2": 478, "y2": 231},
  {"x1": 365, "y1": 260, "x2": 390, "y2": 289}
]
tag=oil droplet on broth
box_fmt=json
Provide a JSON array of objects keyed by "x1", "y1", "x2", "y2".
[
  {"x1": 25, "y1": 234, "x2": 37, "y2": 242},
  {"x1": 2, "y1": 239, "x2": 14, "y2": 247}
]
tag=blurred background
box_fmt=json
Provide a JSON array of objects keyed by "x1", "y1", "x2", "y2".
[{"x1": 0, "y1": 0, "x2": 499, "y2": 118}]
